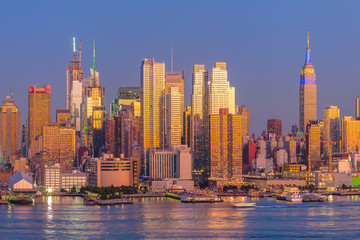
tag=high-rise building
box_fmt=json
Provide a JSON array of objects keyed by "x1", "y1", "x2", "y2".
[
  {"x1": 166, "y1": 86, "x2": 182, "y2": 148},
  {"x1": 66, "y1": 38, "x2": 83, "y2": 132},
  {"x1": 141, "y1": 59, "x2": 165, "y2": 174},
  {"x1": 323, "y1": 106, "x2": 341, "y2": 157},
  {"x1": 191, "y1": 64, "x2": 208, "y2": 175},
  {"x1": 105, "y1": 119, "x2": 115, "y2": 156},
  {"x1": 306, "y1": 120, "x2": 321, "y2": 171},
  {"x1": 164, "y1": 72, "x2": 184, "y2": 136},
  {"x1": 209, "y1": 62, "x2": 235, "y2": 115},
  {"x1": 28, "y1": 85, "x2": 51, "y2": 142},
  {"x1": 355, "y1": 97, "x2": 360, "y2": 120},
  {"x1": 92, "y1": 106, "x2": 106, "y2": 157},
  {"x1": 42, "y1": 122, "x2": 75, "y2": 173},
  {"x1": 81, "y1": 42, "x2": 105, "y2": 147},
  {"x1": 239, "y1": 105, "x2": 250, "y2": 137},
  {"x1": 300, "y1": 32, "x2": 317, "y2": 132},
  {"x1": 209, "y1": 108, "x2": 242, "y2": 181},
  {"x1": 183, "y1": 105, "x2": 191, "y2": 147},
  {"x1": 118, "y1": 87, "x2": 141, "y2": 117},
  {"x1": 342, "y1": 116, "x2": 360, "y2": 153},
  {"x1": 0, "y1": 93, "x2": 21, "y2": 162},
  {"x1": 267, "y1": 119, "x2": 282, "y2": 137}
]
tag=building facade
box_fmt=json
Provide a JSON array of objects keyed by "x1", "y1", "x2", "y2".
[
  {"x1": 342, "y1": 116, "x2": 360, "y2": 153},
  {"x1": 323, "y1": 106, "x2": 341, "y2": 157},
  {"x1": 28, "y1": 85, "x2": 51, "y2": 142}
]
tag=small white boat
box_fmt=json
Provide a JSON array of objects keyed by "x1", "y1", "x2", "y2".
[
  {"x1": 285, "y1": 194, "x2": 303, "y2": 202},
  {"x1": 232, "y1": 202, "x2": 256, "y2": 208}
]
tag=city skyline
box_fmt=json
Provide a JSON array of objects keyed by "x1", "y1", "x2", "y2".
[{"x1": 2, "y1": 1, "x2": 360, "y2": 135}]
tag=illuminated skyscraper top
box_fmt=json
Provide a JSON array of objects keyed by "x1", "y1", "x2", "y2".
[
  {"x1": 299, "y1": 31, "x2": 317, "y2": 133},
  {"x1": 300, "y1": 31, "x2": 316, "y2": 85}
]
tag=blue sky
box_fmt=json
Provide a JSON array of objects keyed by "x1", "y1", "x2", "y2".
[{"x1": 1, "y1": 1, "x2": 360, "y2": 135}]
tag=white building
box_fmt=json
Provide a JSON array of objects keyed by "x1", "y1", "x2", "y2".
[
  {"x1": 45, "y1": 164, "x2": 60, "y2": 190},
  {"x1": 44, "y1": 164, "x2": 86, "y2": 191},
  {"x1": 208, "y1": 62, "x2": 235, "y2": 115},
  {"x1": 150, "y1": 145, "x2": 192, "y2": 180}
]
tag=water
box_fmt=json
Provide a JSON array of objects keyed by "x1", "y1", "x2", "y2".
[{"x1": 0, "y1": 195, "x2": 359, "y2": 239}]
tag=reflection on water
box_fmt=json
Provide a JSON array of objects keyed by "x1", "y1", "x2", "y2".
[{"x1": 0, "y1": 196, "x2": 360, "y2": 239}]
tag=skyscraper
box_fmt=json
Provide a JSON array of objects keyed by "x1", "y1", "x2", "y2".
[
  {"x1": 342, "y1": 116, "x2": 360, "y2": 153},
  {"x1": 191, "y1": 64, "x2": 208, "y2": 173},
  {"x1": 323, "y1": 106, "x2": 340, "y2": 157},
  {"x1": 209, "y1": 108, "x2": 242, "y2": 182},
  {"x1": 306, "y1": 120, "x2": 321, "y2": 171},
  {"x1": 42, "y1": 122, "x2": 75, "y2": 173},
  {"x1": 300, "y1": 32, "x2": 317, "y2": 132},
  {"x1": 239, "y1": 105, "x2": 250, "y2": 137},
  {"x1": 28, "y1": 85, "x2": 51, "y2": 142},
  {"x1": 355, "y1": 97, "x2": 360, "y2": 120},
  {"x1": 183, "y1": 105, "x2": 191, "y2": 147},
  {"x1": 81, "y1": 41, "x2": 105, "y2": 147},
  {"x1": 164, "y1": 72, "x2": 184, "y2": 137},
  {"x1": 209, "y1": 62, "x2": 235, "y2": 115},
  {"x1": 0, "y1": 92, "x2": 21, "y2": 162},
  {"x1": 166, "y1": 86, "x2": 182, "y2": 148},
  {"x1": 117, "y1": 87, "x2": 141, "y2": 117},
  {"x1": 66, "y1": 38, "x2": 83, "y2": 132},
  {"x1": 141, "y1": 59, "x2": 165, "y2": 174}
]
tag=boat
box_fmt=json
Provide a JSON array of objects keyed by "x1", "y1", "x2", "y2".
[
  {"x1": 249, "y1": 190, "x2": 263, "y2": 198},
  {"x1": 180, "y1": 196, "x2": 192, "y2": 203},
  {"x1": 232, "y1": 202, "x2": 256, "y2": 208},
  {"x1": 83, "y1": 198, "x2": 96, "y2": 205},
  {"x1": 303, "y1": 193, "x2": 327, "y2": 202},
  {"x1": 285, "y1": 194, "x2": 303, "y2": 202},
  {"x1": 276, "y1": 192, "x2": 286, "y2": 201}
]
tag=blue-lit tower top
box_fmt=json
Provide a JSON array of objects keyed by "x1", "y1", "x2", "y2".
[{"x1": 300, "y1": 31, "x2": 316, "y2": 85}]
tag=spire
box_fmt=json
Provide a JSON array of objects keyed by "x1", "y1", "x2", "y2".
[
  {"x1": 91, "y1": 39, "x2": 96, "y2": 86},
  {"x1": 79, "y1": 40, "x2": 82, "y2": 62},
  {"x1": 10, "y1": 89, "x2": 13, "y2": 99},
  {"x1": 305, "y1": 30, "x2": 311, "y2": 64},
  {"x1": 93, "y1": 39, "x2": 96, "y2": 76},
  {"x1": 171, "y1": 41, "x2": 173, "y2": 73},
  {"x1": 73, "y1": 37, "x2": 76, "y2": 53}
]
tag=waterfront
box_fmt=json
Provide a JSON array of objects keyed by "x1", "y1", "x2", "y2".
[{"x1": 0, "y1": 196, "x2": 360, "y2": 239}]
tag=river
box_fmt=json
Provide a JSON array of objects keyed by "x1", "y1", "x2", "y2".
[{"x1": 0, "y1": 195, "x2": 359, "y2": 239}]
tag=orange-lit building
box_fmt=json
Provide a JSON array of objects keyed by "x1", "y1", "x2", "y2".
[
  {"x1": 209, "y1": 108, "x2": 242, "y2": 182},
  {"x1": 28, "y1": 85, "x2": 51, "y2": 142},
  {"x1": 42, "y1": 122, "x2": 75, "y2": 173},
  {"x1": 0, "y1": 93, "x2": 21, "y2": 161}
]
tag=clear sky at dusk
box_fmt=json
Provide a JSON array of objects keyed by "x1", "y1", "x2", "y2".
[{"x1": 1, "y1": 0, "x2": 360, "y2": 135}]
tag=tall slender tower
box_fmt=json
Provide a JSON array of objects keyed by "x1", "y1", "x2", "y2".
[
  {"x1": 300, "y1": 32, "x2": 317, "y2": 132},
  {"x1": 141, "y1": 59, "x2": 165, "y2": 175},
  {"x1": 166, "y1": 86, "x2": 182, "y2": 148},
  {"x1": 81, "y1": 40, "x2": 105, "y2": 150},
  {"x1": 0, "y1": 92, "x2": 21, "y2": 162},
  {"x1": 66, "y1": 38, "x2": 83, "y2": 132},
  {"x1": 191, "y1": 64, "x2": 208, "y2": 173}
]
